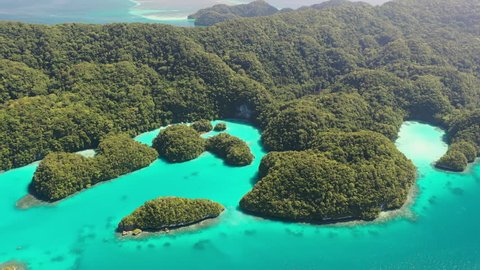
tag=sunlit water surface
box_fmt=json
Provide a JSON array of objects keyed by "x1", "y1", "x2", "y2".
[{"x1": 0, "y1": 121, "x2": 479, "y2": 269}]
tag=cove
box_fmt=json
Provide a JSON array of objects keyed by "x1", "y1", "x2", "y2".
[{"x1": 0, "y1": 120, "x2": 479, "y2": 269}]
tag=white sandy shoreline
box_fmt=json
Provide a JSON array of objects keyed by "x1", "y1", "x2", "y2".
[{"x1": 127, "y1": 0, "x2": 194, "y2": 21}]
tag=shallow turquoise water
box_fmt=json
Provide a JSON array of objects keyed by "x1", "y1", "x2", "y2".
[{"x1": 0, "y1": 120, "x2": 479, "y2": 269}]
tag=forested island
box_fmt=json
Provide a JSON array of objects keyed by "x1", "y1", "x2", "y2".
[
  {"x1": 153, "y1": 125, "x2": 205, "y2": 163},
  {"x1": 191, "y1": 119, "x2": 213, "y2": 133},
  {"x1": 206, "y1": 133, "x2": 254, "y2": 166},
  {"x1": 31, "y1": 134, "x2": 158, "y2": 201},
  {"x1": 117, "y1": 197, "x2": 224, "y2": 234},
  {"x1": 188, "y1": 0, "x2": 350, "y2": 27},
  {"x1": 214, "y1": 122, "x2": 227, "y2": 131},
  {"x1": 1, "y1": 0, "x2": 479, "y2": 222},
  {"x1": 188, "y1": 0, "x2": 280, "y2": 26},
  {"x1": 241, "y1": 131, "x2": 415, "y2": 221},
  {"x1": 152, "y1": 124, "x2": 254, "y2": 165}
]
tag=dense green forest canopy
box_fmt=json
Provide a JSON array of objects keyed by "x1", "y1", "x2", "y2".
[
  {"x1": 31, "y1": 134, "x2": 157, "y2": 201},
  {"x1": 152, "y1": 125, "x2": 205, "y2": 163},
  {"x1": 206, "y1": 133, "x2": 254, "y2": 166},
  {"x1": 117, "y1": 197, "x2": 224, "y2": 232},
  {"x1": 191, "y1": 119, "x2": 213, "y2": 133},
  {"x1": 214, "y1": 122, "x2": 227, "y2": 131},
  {"x1": 1, "y1": 0, "x2": 479, "y2": 221},
  {"x1": 241, "y1": 131, "x2": 416, "y2": 221},
  {"x1": 188, "y1": 0, "x2": 280, "y2": 26}
]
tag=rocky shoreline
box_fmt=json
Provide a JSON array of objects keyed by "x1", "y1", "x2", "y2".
[
  {"x1": 434, "y1": 163, "x2": 465, "y2": 172},
  {"x1": 118, "y1": 214, "x2": 223, "y2": 238},
  {"x1": 244, "y1": 179, "x2": 419, "y2": 228},
  {"x1": 435, "y1": 157, "x2": 480, "y2": 173}
]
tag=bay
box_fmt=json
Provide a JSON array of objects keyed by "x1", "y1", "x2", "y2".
[{"x1": 0, "y1": 120, "x2": 479, "y2": 269}]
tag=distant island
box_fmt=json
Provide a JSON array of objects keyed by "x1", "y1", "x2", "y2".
[
  {"x1": 188, "y1": 0, "x2": 349, "y2": 26},
  {"x1": 117, "y1": 197, "x2": 224, "y2": 235},
  {"x1": 188, "y1": 0, "x2": 279, "y2": 26}
]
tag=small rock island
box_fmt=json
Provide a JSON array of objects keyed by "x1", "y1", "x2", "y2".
[
  {"x1": 191, "y1": 119, "x2": 213, "y2": 133},
  {"x1": 188, "y1": 0, "x2": 279, "y2": 26},
  {"x1": 206, "y1": 133, "x2": 254, "y2": 166},
  {"x1": 118, "y1": 197, "x2": 224, "y2": 235},
  {"x1": 152, "y1": 125, "x2": 205, "y2": 163},
  {"x1": 213, "y1": 122, "x2": 227, "y2": 131}
]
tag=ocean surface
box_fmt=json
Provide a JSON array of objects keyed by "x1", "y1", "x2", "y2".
[
  {"x1": 0, "y1": 0, "x2": 390, "y2": 26},
  {"x1": 0, "y1": 120, "x2": 479, "y2": 269}
]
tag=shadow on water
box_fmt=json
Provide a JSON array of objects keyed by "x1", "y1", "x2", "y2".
[
  {"x1": 449, "y1": 187, "x2": 464, "y2": 196},
  {"x1": 193, "y1": 240, "x2": 210, "y2": 250},
  {"x1": 249, "y1": 171, "x2": 260, "y2": 185}
]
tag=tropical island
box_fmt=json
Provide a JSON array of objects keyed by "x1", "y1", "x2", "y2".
[
  {"x1": 152, "y1": 125, "x2": 205, "y2": 163},
  {"x1": 191, "y1": 119, "x2": 213, "y2": 133},
  {"x1": 188, "y1": 0, "x2": 280, "y2": 26},
  {"x1": 214, "y1": 122, "x2": 228, "y2": 131},
  {"x1": 117, "y1": 197, "x2": 224, "y2": 235},
  {"x1": 241, "y1": 131, "x2": 415, "y2": 221},
  {"x1": 188, "y1": 0, "x2": 350, "y2": 27},
  {"x1": 0, "y1": 0, "x2": 479, "y2": 224},
  {"x1": 206, "y1": 133, "x2": 254, "y2": 166},
  {"x1": 31, "y1": 134, "x2": 158, "y2": 201}
]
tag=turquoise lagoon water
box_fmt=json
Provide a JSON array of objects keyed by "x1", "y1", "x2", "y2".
[{"x1": 0, "y1": 120, "x2": 479, "y2": 269}]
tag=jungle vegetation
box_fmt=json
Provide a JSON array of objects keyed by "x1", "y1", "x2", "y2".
[
  {"x1": 240, "y1": 131, "x2": 416, "y2": 222},
  {"x1": 31, "y1": 134, "x2": 158, "y2": 201},
  {"x1": 1, "y1": 0, "x2": 479, "y2": 221},
  {"x1": 214, "y1": 122, "x2": 227, "y2": 131},
  {"x1": 191, "y1": 119, "x2": 213, "y2": 133},
  {"x1": 206, "y1": 133, "x2": 254, "y2": 166},
  {"x1": 188, "y1": 0, "x2": 279, "y2": 26},
  {"x1": 117, "y1": 197, "x2": 224, "y2": 232},
  {"x1": 152, "y1": 125, "x2": 205, "y2": 163}
]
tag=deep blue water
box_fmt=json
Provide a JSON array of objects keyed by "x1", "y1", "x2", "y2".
[{"x1": 0, "y1": 120, "x2": 479, "y2": 269}]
